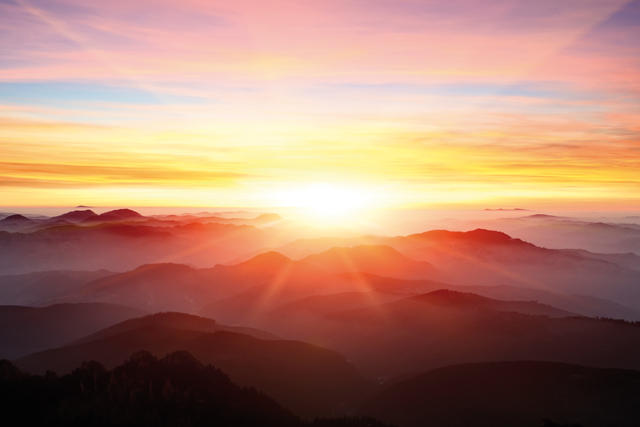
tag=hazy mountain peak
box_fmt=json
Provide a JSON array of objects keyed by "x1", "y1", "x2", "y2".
[
  {"x1": 83, "y1": 208, "x2": 144, "y2": 222},
  {"x1": 52, "y1": 209, "x2": 97, "y2": 222},
  {"x1": 523, "y1": 213, "x2": 561, "y2": 219},
  {"x1": 0, "y1": 214, "x2": 31, "y2": 223},
  {"x1": 413, "y1": 228, "x2": 524, "y2": 245},
  {"x1": 72, "y1": 312, "x2": 218, "y2": 345},
  {"x1": 236, "y1": 251, "x2": 293, "y2": 268}
]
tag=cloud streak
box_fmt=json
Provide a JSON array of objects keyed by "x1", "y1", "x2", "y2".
[{"x1": 0, "y1": 0, "x2": 639, "y2": 207}]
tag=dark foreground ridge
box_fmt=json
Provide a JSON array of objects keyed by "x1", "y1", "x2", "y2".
[
  {"x1": 360, "y1": 361, "x2": 640, "y2": 427},
  {"x1": 0, "y1": 351, "x2": 390, "y2": 427}
]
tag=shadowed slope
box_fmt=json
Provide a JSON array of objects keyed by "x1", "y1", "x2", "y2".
[
  {"x1": 0, "y1": 303, "x2": 144, "y2": 359},
  {"x1": 360, "y1": 361, "x2": 640, "y2": 427},
  {"x1": 267, "y1": 289, "x2": 640, "y2": 377}
]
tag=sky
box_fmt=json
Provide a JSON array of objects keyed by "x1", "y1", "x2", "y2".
[{"x1": 1, "y1": 0, "x2": 639, "y2": 209}]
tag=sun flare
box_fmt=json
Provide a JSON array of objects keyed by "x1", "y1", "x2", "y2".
[{"x1": 271, "y1": 183, "x2": 375, "y2": 225}]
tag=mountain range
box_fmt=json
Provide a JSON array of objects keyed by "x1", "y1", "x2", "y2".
[
  {"x1": 3, "y1": 208, "x2": 640, "y2": 426},
  {"x1": 16, "y1": 312, "x2": 370, "y2": 417}
]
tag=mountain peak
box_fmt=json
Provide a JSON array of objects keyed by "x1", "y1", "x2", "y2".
[
  {"x1": 73, "y1": 312, "x2": 218, "y2": 345},
  {"x1": 52, "y1": 209, "x2": 97, "y2": 222},
  {"x1": 84, "y1": 209, "x2": 144, "y2": 222},
  {"x1": 464, "y1": 229, "x2": 514, "y2": 243},
  {"x1": 0, "y1": 214, "x2": 31, "y2": 223},
  {"x1": 237, "y1": 251, "x2": 292, "y2": 269},
  {"x1": 413, "y1": 229, "x2": 521, "y2": 245}
]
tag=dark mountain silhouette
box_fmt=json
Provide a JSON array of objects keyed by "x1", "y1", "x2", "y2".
[
  {"x1": 16, "y1": 312, "x2": 370, "y2": 417},
  {"x1": 50, "y1": 209, "x2": 97, "y2": 222},
  {"x1": 2, "y1": 352, "x2": 389, "y2": 426},
  {"x1": 360, "y1": 361, "x2": 640, "y2": 427},
  {"x1": 0, "y1": 303, "x2": 144, "y2": 358}
]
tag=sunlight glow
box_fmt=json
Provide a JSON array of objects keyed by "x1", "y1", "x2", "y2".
[{"x1": 271, "y1": 183, "x2": 376, "y2": 225}]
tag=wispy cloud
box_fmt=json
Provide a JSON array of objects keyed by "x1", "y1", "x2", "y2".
[{"x1": 0, "y1": 0, "x2": 638, "y2": 207}]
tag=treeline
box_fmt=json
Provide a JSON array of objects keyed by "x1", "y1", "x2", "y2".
[{"x1": 0, "y1": 350, "x2": 389, "y2": 427}]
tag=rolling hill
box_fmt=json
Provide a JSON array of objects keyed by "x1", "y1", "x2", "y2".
[
  {"x1": 16, "y1": 312, "x2": 371, "y2": 417},
  {"x1": 264, "y1": 289, "x2": 640, "y2": 377}
]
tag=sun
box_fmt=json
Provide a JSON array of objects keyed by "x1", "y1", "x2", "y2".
[{"x1": 271, "y1": 182, "x2": 375, "y2": 225}]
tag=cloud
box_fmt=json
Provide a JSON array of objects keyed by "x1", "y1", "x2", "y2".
[{"x1": 0, "y1": 0, "x2": 638, "y2": 207}]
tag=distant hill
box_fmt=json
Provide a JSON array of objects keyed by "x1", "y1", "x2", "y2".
[
  {"x1": 56, "y1": 246, "x2": 435, "y2": 316},
  {"x1": 72, "y1": 263, "x2": 222, "y2": 313},
  {"x1": 269, "y1": 288, "x2": 572, "y2": 336},
  {"x1": 360, "y1": 361, "x2": 640, "y2": 427},
  {"x1": 82, "y1": 208, "x2": 144, "y2": 222},
  {"x1": 0, "y1": 214, "x2": 31, "y2": 223},
  {"x1": 476, "y1": 213, "x2": 640, "y2": 255},
  {"x1": 201, "y1": 246, "x2": 437, "y2": 324},
  {"x1": 0, "y1": 219, "x2": 278, "y2": 274},
  {"x1": 50, "y1": 209, "x2": 97, "y2": 222},
  {"x1": 407, "y1": 289, "x2": 573, "y2": 317},
  {"x1": 0, "y1": 303, "x2": 144, "y2": 358},
  {"x1": 16, "y1": 312, "x2": 370, "y2": 417},
  {"x1": 0, "y1": 214, "x2": 33, "y2": 231},
  {"x1": 328, "y1": 273, "x2": 640, "y2": 320},
  {"x1": 73, "y1": 312, "x2": 279, "y2": 345},
  {"x1": 277, "y1": 229, "x2": 640, "y2": 310}
]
